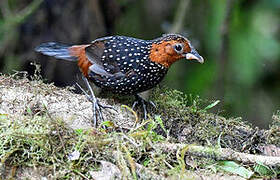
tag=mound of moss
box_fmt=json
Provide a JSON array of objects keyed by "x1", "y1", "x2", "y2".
[
  {"x1": 0, "y1": 74, "x2": 280, "y2": 179},
  {"x1": 151, "y1": 88, "x2": 273, "y2": 153}
]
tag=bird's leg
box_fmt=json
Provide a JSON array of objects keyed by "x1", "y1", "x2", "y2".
[
  {"x1": 132, "y1": 94, "x2": 156, "y2": 119},
  {"x1": 76, "y1": 76, "x2": 116, "y2": 127},
  {"x1": 76, "y1": 78, "x2": 101, "y2": 127}
]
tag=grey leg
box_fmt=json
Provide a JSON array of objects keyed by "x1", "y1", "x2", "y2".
[{"x1": 132, "y1": 94, "x2": 156, "y2": 119}]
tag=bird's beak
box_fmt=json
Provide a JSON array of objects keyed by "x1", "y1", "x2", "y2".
[{"x1": 185, "y1": 49, "x2": 204, "y2": 64}]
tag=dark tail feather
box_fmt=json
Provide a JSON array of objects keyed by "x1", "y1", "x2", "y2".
[{"x1": 35, "y1": 42, "x2": 77, "y2": 61}]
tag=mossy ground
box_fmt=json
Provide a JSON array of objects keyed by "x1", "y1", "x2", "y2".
[
  {"x1": 0, "y1": 73, "x2": 279, "y2": 179},
  {"x1": 151, "y1": 88, "x2": 271, "y2": 153}
]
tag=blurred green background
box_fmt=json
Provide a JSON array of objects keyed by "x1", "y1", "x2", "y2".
[{"x1": 0, "y1": 0, "x2": 279, "y2": 128}]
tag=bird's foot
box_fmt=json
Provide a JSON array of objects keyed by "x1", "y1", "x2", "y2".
[
  {"x1": 76, "y1": 76, "x2": 117, "y2": 127},
  {"x1": 132, "y1": 94, "x2": 156, "y2": 119}
]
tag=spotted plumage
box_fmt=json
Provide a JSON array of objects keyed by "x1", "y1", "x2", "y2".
[
  {"x1": 35, "y1": 34, "x2": 204, "y2": 125},
  {"x1": 84, "y1": 36, "x2": 168, "y2": 94},
  {"x1": 35, "y1": 34, "x2": 203, "y2": 95}
]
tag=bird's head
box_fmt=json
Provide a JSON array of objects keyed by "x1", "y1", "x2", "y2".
[{"x1": 149, "y1": 34, "x2": 204, "y2": 67}]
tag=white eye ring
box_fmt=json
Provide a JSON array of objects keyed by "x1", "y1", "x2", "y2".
[{"x1": 173, "y1": 43, "x2": 184, "y2": 54}]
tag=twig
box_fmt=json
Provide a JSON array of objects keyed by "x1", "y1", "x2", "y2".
[
  {"x1": 169, "y1": 0, "x2": 190, "y2": 33},
  {"x1": 122, "y1": 134, "x2": 140, "y2": 147},
  {"x1": 112, "y1": 151, "x2": 166, "y2": 180},
  {"x1": 215, "y1": 0, "x2": 235, "y2": 100},
  {"x1": 0, "y1": 0, "x2": 43, "y2": 55},
  {"x1": 73, "y1": 169, "x2": 90, "y2": 180},
  {"x1": 156, "y1": 143, "x2": 280, "y2": 166},
  {"x1": 0, "y1": 0, "x2": 11, "y2": 18},
  {"x1": 122, "y1": 145, "x2": 137, "y2": 179}
]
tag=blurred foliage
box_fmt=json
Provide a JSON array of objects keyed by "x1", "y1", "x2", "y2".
[
  {"x1": 0, "y1": 0, "x2": 42, "y2": 73},
  {"x1": 0, "y1": 0, "x2": 280, "y2": 127}
]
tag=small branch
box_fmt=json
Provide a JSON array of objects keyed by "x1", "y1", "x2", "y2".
[
  {"x1": 1, "y1": 0, "x2": 43, "y2": 31},
  {"x1": 112, "y1": 151, "x2": 166, "y2": 180},
  {"x1": 156, "y1": 143, "x2": 280, "y2": 166},
  {"x1": 169, "y1": 0, "x2": 190, "y2": 33},
  {"x1": 73, "y1": 169, "x2": 90, "y2": 180},
  {"x1": 0, "y1": 0, "x2": 43, "y2": 55},
  {"x1": 215, "y1": 0, "x2": 235, "y2": 100},
  {"x1": 0, "y1": 0, "x2": 12, "y2": 19}
]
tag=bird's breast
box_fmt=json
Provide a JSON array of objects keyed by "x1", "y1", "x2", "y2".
[
  {"x1": 90, "y1": 59, "x2": 168, "y2": 94},
  {"x1": 88, "y1": 36, "x2": 169, "y2": 94}
]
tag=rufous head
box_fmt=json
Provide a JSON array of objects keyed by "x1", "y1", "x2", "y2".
[{"x1": 149, "y1": 34, "x2": 204, "y2": 68}]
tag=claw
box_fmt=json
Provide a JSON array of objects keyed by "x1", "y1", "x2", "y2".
[
  {"x1": 99, "y1": 104, "x2": 118, "y2": 112},
  {"x1": 132, "y1": 101, "x2": 138, "y2": 110},
  {"x1": 132, "y1": 94, "x2": 156, "y2": 119},
  {"x1": 148, "y1": 100, "x2": 156, "y2": 109},
  {"x1": 76, "y1": 76, "x2": 113, "y2": 127}
]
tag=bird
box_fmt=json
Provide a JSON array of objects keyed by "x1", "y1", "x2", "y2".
[{"x1": 35, "y1": 34, "x2": 204, "y2": 127}]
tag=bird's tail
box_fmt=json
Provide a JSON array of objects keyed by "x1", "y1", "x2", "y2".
[{"x1": 35, "y1": 42, "x2": 78, "y2": 61}]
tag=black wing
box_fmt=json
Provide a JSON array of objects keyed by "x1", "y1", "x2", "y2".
[{"x1": 85, "y1": 36, "x2": 124, "y2": 77}]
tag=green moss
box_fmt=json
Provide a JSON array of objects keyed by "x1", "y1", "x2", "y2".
[
  {"x1": 0, "y1": 109, "x2": 180, "y2": 178},
  {"x1": 151, "y1": 87, "x2": 267, "y2": 152},
  {"x1": 267, "y1": 111, "x2": 280, "y2": 146},
  {"x1": 1, "y1": 75, "x2": 280, "y2": 179}
]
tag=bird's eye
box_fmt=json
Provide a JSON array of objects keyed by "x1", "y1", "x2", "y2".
[{"x1": 174, "y1": 43, "x2": 184, "y2": 53}]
